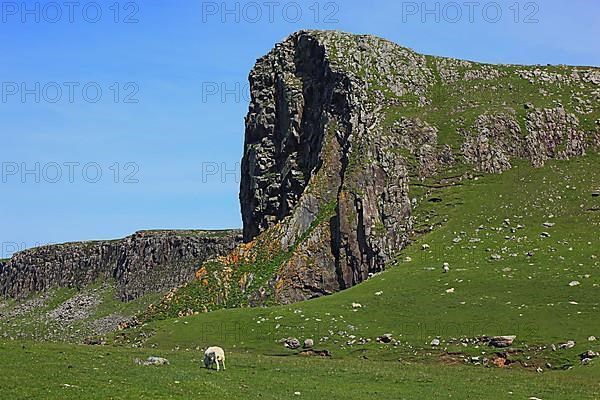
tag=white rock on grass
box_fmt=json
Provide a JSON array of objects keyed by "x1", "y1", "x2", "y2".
[
  {"x1": 283, "y1": 338, "x2": 301, "y2": 349},
  {"x1": 559, "y1": 340, "x2": 575, "y2": 349},
  {"x1": 569, "y1": 281, "x2": 581, "y2": 287},
  {"x1": 135, "y1": 357, "x2": 169, "y2": 366},
  {"x1": 489, "y1": 336, "x2": 516, "y2": 348}
]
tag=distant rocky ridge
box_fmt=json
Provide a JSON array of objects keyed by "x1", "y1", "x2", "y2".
[
  {"x1": 0, "y1": 230, "x2": 242, "y2": 301},
  {"x1": 149, "y1": 30, "x2": 599, "y2": 318}
]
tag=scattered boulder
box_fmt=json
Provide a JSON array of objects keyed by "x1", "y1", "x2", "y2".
[
  {"x1": 489, "y1": 336, "x2": 516, "y2": 348},
  {"x1": 442, "y1": 263, "x2": 450, "y2": 273},
  {"x1": 580, "y1": 350, "x2": 598, "y2": 360},
  {"x1": 135, "y1": 356, "x2": 169, "y2": 366},
  {"x1": 83, "y1": 336, "x2": 106, "y2": 346},
  {"x1": 298, "y1": 349, "x2": 331, "y2": 357},
  {"x1": 559, "y1": 340, "x2": 576, "y2": 349},
  {"x1": 303, "y1": 339, "x2": 314, "y2": 349},
  {"x1": 588, "y1": 336, "x2": 597, "y2": 342},
  {"x1": 430, "y1": 338, "x2": 441, "y2": 347},
  {"x1": 568, "y1": 281, "x2": 581, "y2": 287},
  {"x1": 377, "y1": 333, "x2": 393, "y2": 343},
  {"x1": 283, "y1": 338, "x2": 301, "y2": 349},
  {"x1": 422, "y1": 244, "x2": 430, "y2": 250},
  {"x1": 351, "y1": 303, "x2": 363, "y2": 309}
]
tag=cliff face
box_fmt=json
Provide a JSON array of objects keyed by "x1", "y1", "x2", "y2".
[
  {"x1": 239, "y1": 32, "x2": 429, "y2": 302},
  {"x1": 0, "y1": 230, "x2": 242, "y2": 301},
  {"x1": 236, "y1": 30, "x2": 600, "y2": 304}
]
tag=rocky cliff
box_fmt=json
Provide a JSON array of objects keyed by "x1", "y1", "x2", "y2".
[
  {"x1": 237, "y1": 31, "x2": 599, "y2": 303},
  {"x1": 0, "y1": 230, "x2": 242, "y2": 301},
  {"x1": 89, "y1": 31, "x2": 600, "y2": 318}
]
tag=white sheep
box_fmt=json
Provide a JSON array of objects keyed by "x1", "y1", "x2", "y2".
[{"x1": 204, "y1": 346, "x2": 226, "y2": 371}]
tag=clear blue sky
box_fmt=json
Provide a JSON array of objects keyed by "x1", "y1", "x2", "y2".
[{"x1": 1, "y1": 0, "x2": 598, "y2": 257}]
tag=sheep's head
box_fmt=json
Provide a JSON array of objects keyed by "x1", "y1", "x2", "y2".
[{"x1": 204, "y1": 353, "x2": 215, "y2": 368}]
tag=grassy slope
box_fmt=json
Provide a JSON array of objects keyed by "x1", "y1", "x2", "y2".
[
  {"x1": 139, "y1": 154, "x2": 598, "y2": 351},
  {"x1": 1, "y1": 154, "x2": 598, "y2": 399},
  {"x1": 0, "y1": 282, "x2": 161, "y2": 341}
]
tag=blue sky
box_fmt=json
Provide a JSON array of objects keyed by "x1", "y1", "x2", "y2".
[{"x1": 1, "y1": 0, "x2": 598, "y2": 257}]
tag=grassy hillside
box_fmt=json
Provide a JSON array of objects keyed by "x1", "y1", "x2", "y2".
[
  {"x1": 125, "y1": 154, "x2": 599, "y2": 360},
  {"x1": 1, "y1": 154, "x2": 598, "y2": 399}
]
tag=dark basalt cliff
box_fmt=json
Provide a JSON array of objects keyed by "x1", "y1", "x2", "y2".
[
  {"x1": 0, "y1": 230, "x2": 242, "y2": 301},
  {"x1": 239, "y1": 31, "x2": 418, "y2": 301}
]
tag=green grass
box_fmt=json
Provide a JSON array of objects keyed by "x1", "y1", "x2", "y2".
[
  {"x1": 1, "y1": 151, "x2": 598, "y2": 399},
  {"x1": 1, "y1": 341, "x2": 598, "y2": 399},
  {"x1": 381, "y1": 59, "x2": 599, "y2": 151}
]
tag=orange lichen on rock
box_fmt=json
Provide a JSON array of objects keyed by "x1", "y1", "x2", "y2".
[
  {"x1": 493, "y1": 357, "x2": 506, "y2": 368},
  {"x1": 195, "y1": 266, "x2": 207, "y2": 280}
]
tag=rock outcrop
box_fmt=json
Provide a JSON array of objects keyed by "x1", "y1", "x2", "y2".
[
  {"x1": 148, "y1": 30, "x2": 599, "y2": 318},
  {"x1": 0, "y1": 230, "x2": 242, "y2": 300},
  {"x1": 237, "y1": 31, "x2": 441, "y2": 303},
  {"x1": 234, "y1": 30, "x2": 600, "y2": 304}
]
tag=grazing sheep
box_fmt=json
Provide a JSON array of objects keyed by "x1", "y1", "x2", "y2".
[{"x1": 204, "y1": 346, "x2": 226, "y2": 371}]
